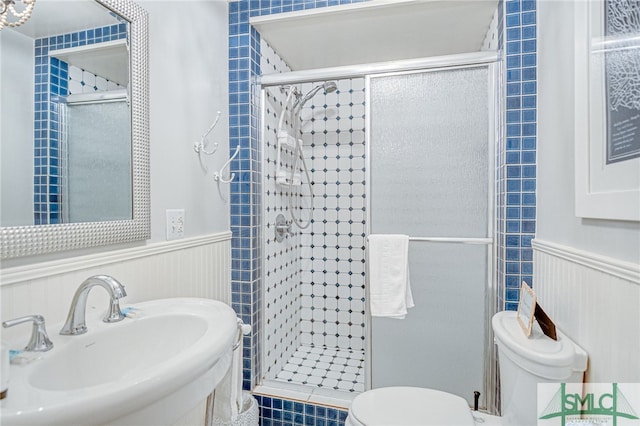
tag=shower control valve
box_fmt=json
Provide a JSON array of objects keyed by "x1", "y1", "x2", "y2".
[{"x1": 275, "y1": 214, "x2": 291, "y2": 242}]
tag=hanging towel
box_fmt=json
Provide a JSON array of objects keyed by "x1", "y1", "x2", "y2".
[
  {"x1": 367, "y1": 234, "x2": 414, "y2": 319},
  {"x1": 213, "y1": 319, "x2": 251, "y2": 421}
]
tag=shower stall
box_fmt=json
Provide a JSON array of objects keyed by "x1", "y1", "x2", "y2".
[
  {"x1": 260, "y1": 52, "x2": 497, "y2": 408},
  {"x1": 262, "y1": 76, "x2": 368, "y2": 394}
]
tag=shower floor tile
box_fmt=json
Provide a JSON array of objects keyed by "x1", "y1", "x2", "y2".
[{"x1": 275, "y1": 345, "x2": 365, "y2": 393}]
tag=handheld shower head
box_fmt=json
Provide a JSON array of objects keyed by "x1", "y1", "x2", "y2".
[
  {"x1": 295, "y1": 81, "x2": 338, "y2": 109},
  {"x1": 323, "y1": 81, "x2": 338, "y2": 93}
]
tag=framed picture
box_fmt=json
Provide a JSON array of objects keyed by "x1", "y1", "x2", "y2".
[
  {"x1": 574, "y1": 0, "x2": 640, "y2": 221},
  {"x1": 517, "y1": 282, "x2": 537, "y2": 337}
]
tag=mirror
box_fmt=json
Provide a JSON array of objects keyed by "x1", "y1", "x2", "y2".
[{"x1": 0, "y1": 0, "x2": 149, "y2": 259}]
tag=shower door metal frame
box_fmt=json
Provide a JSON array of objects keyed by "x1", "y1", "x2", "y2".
[
  {"x1": 257, "y1": 52, "x2": 500, "y2": 410},
  {"x1": 364, "y1": 61, "x2": 499, "y2": 412}
]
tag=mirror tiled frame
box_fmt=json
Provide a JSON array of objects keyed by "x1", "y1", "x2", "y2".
[{"x1": 0, "y1": 0, "x2": 149, "y2": 259}]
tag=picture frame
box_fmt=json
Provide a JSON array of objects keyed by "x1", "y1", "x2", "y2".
[
  {"x1": 517, "y1": 281, "x2": 537, "y2": 337},
  {"x1": 574, "y1": 0, "x2": 640, "y2": 222}
]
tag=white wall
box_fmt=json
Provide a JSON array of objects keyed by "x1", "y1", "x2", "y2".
[
  {"x1": 0, "y1": 30, "x2": 34, "y2": 227},
  {"x1": 536, "y1": 0, "x2": 640, "y2": 382},
  {"x1": 142, "y1": 0, "x2": 230, "y2": 241},
  {"x1": 537, "y1": 0, "x2": 640, "y2": 264}
]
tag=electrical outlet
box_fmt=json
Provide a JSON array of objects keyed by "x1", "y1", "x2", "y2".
[{"x1": 166, "y1": 209, "x2": 185, "y2": 240}]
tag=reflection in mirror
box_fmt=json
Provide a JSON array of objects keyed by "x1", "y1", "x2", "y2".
[
  {"x1": 0, "y1": 0, "x2": 149, "y2": 259},
  {"x1": 1, "y1": 0, "x2": 131, "y2": 227},
  {"x1": 63, "y1": 92, "x2": 132, "y2": 222}
]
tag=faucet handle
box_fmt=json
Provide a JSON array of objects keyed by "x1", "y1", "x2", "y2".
[{"x1": 2, "y1": 315, "x2": 54, "y2": 352}]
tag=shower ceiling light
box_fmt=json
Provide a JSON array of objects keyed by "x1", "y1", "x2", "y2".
[{"x1": 0, "y1": 0, "x2": 35, "y2": 30}]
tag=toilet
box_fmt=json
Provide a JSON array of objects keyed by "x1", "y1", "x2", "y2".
[{"x1": 346, "y1": 311, "x2": 588, "y2": 426}]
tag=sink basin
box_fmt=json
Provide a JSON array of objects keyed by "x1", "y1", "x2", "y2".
[{"x1": 1, "y1": 298, "x2": 238, "y2": 426}]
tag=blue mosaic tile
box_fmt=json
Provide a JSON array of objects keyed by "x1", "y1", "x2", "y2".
[
  {"x1": 506, "y1": 0, "x2": 520, "y2": 13},
  {"x1": 507, "y1": 41, "x2": 521, "y2": 54},
  {"x1": 506, "y1": 207, "x2": 521, "y2": 219},
  {"x1": 506, "y1": 13, "x2": 520, "y2": 27},
  {"x1": 522, "y1": 179, "x2": 536, "y2": 192},
  {"x1": 522, "y1": 67, "x2": 536, "y2": 81},
  {"x1": 505, "y1": 302, "x2": 519, "y2": 311},
  {"x1": 522, "y1": 165, "x2": 536, "y2": 178},
  {"x1": 522, "y1": 123, "x2": 536, "y2": 136},
  {"x1": 522, "y1": 137, "x2": 536, "y2": 150},
  {"x1": 522, "y1": 81, "x2": 536, "y2": 94},
  {"x1": 257, "y1": 397, "x2": 349, "y2": 426},
  {"x1": 498, "y1": 0, "x2": 537, "y2": 309},
  {"x1": 507, "y1": 180, "x2": 521, "y2": 193},
  {"x1": 522, "y1": 150, "x2": 536, "y2": 163},
  {"x1": 522, "y1": 26, "x2": 536, "y2": 40},
  {"x1": 506, "y1": 82, "x2": 521, "y2": 95},
  {"x1": 522, "y1": 11, "x2": 536, "y2": 25},
  {"x1": 506, "y1": 96, "x2": 521, "y2": 110},
  {"x1": 507, "y1": 110, "x2": 521, "y2": 123},
  {"x1": 522, "y1": 109, "x2": 536, "y2": 122},
  {"x1": 507, "y1": 54, "x2": 521, "y2": 69}
]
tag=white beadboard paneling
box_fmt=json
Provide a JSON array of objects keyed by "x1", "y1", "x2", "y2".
[
  {"x1": 1, "y1": 232, "x2": 231, "y2": 343},
  {"x1": 533, "y1": 239, "x2": 640, "y2": 383}
]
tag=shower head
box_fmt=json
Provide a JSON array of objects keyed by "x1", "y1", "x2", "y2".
[
  {"x1": 295, "y1": 81, "x2": 338, "y2": 109},
  {"x1": 323, "y1": 81, "x2": 338, "y2": 93}
]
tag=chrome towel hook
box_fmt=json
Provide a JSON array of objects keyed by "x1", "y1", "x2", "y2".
[{"x1": 214, "y1": 144, "x2": 240, "y2": 184}]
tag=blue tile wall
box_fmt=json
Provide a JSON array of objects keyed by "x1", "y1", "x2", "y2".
[
  {"x1": 255, "y1": 394, "x2": 348, "y2": 426},
  {"x1": 33, "y1": 23, "x2": 127, "y2": 224},
  {"x1": 499, "y1": 0, "x2": 537, "y2": 311}
]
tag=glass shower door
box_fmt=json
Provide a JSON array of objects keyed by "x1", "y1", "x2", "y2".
[
  {"x1": 62, "y1": 99, "x2": 132, "y2": 223},
  {"x1": 368, "y1": 65, "x2": 493, "y2": 408}
]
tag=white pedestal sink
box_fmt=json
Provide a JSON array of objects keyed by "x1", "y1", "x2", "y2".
[{"x1": 1, "y1": 298, "x2": 238, "y2": 426}]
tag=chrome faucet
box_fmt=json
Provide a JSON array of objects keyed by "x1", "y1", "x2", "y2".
[
  {"x1": 60, "y1": 275, "x2": 127, "y2": 336},
  {"x1": 2, "y1": 315, "x2": 54, "y2": 351}
]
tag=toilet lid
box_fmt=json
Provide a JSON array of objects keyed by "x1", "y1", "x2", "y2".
[{"x1": 350, "y1": 387, "x2": 475, "y2": 426}]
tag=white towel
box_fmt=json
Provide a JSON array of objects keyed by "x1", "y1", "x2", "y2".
[
  {"x1": 368, "y1": 234, "x2": 414, "y2": 319},
  {"x1": 213, "y1": 320, "x2": 251, "y2": 421}
]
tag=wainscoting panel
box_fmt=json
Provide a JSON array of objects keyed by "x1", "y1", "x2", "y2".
[
  {"x1": 1, "y1": 232, "x2": 231, "y2": 343},
  {"x1": 533, "y1": 239, "x2": 640, "y2": 383}
]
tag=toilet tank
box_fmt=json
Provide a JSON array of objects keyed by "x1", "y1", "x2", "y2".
[{"x1": 492, "y1": 311, "x2": 588, "y2": 426}]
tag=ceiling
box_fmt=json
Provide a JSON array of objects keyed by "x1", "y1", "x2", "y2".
[{"x1": 251, "y1": 0, "x2": 499, "y2": 71}]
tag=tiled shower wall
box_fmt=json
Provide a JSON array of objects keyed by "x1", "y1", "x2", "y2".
[
  {"x1": 34, "y1": 24, "x2": 127, "y2": 224},
  {"x1": 299, "y1": 79, "x2": 367, "y2": 352},
  {"x1": 261, "y1": 40, "x2": 367, "y2": 377},
  {"x1": 261, "y1": 42, "x2": 304, "y2": 379}
]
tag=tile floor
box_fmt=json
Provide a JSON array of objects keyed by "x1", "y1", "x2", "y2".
[{"x1": 275, "y1": 346, "x2": 365, "y2": 393}]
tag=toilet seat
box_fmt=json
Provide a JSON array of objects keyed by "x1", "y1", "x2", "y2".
[{"x1": 347, "y1": 386, "x2": 476, "y2": 426}]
